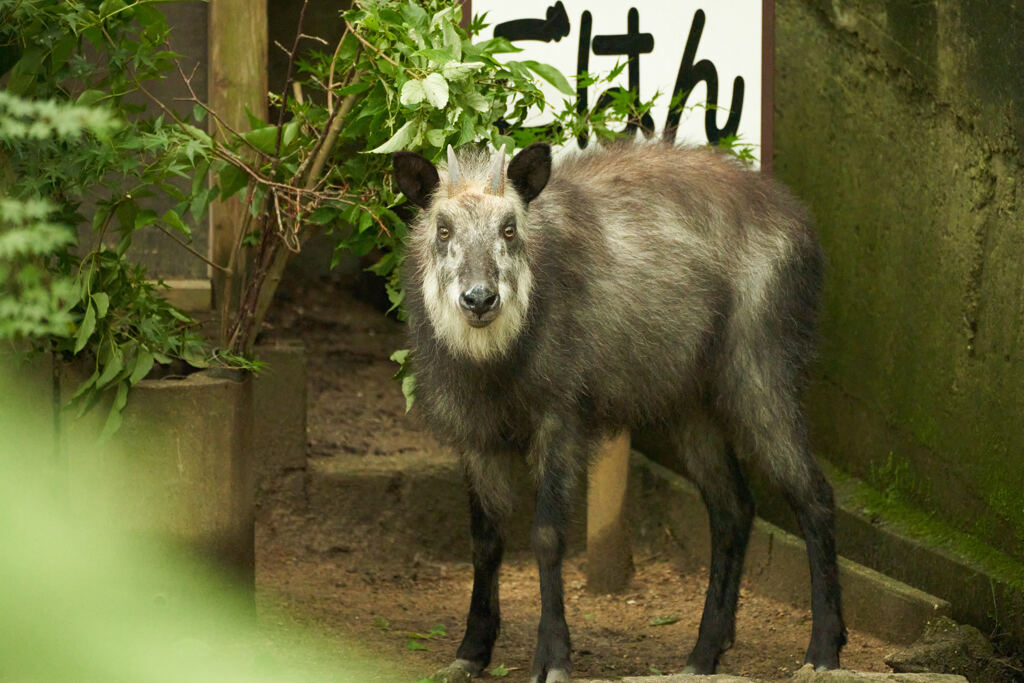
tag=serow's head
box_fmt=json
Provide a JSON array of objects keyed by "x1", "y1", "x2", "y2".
[{"x1": 393, "y1": 143, "x2": 551, "y2": 361}]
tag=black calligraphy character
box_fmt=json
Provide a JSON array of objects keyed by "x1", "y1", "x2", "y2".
[
  {"x1": 574, "y1": 11, "x2": 593, "y2": 148},
  {"x1": 663, "y1": 10, "x2": 744, "y2": 145},
  {"x1": 583, "y1": 7, "x2": 655, "y2": 145},
  {"x1": 494, "y1": 1, "x2": 571, "y2": 43}
]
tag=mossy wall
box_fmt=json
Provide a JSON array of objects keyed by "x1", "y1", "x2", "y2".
[{"x1": 775, "y1": 1, "x2": 1024, "y2": 560}]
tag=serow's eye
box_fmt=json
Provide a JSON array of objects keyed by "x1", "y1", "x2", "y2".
[
  {"x1": 438, "y1": 225, "x2": 450, "y2": 240},
  {"x1": 502, "y1": 224, "x2": 516, "y2": 239}
]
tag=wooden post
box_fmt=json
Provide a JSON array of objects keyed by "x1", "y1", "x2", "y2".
[
  {"x1": 208, "y1": 0, "x2": 268, "y2": 343},
  {"x1": 586, "y1": 431, "x2": 634, "y2": 593}
]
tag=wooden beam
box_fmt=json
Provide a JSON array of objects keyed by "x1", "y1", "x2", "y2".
[
  {"x1": 207, "y1": 0, "x2": 268, "y2": 342},
  {"x1": 586, "y1": 431, "x2": 634, "y2": 593}
]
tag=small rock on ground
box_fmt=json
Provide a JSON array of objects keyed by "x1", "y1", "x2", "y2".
[
  {"x1": 885, "y1": 617, "x2": 1017, "y2": 682},
  {"x1": 790, "y1": 663, "x2": 967, "y2": 682}
]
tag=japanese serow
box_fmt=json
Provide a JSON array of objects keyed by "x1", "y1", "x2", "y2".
[{"x1": 392, "y1": 141, "x2": 845, "y2": 683}]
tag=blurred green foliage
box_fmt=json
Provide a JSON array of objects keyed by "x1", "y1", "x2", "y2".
[{"x1": 0, "y1": 369, "x2": 402, "y2": 682}]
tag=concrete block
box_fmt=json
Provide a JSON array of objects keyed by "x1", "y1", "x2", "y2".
[
  {"x1": 62, "y1": 369, "x2": 254, "y2": 592},
  {"x1": 158, "y1": 278, "x2": 212, "y2": 312}
]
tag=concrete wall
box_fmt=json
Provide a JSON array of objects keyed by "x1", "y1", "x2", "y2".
[{"x1": 774, "y1": 1, "x2": 1024, "y2": 561}]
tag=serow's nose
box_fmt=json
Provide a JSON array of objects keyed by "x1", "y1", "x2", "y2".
[{"x1": 459, "y1": 286, "x2": 500, "y2": 315}]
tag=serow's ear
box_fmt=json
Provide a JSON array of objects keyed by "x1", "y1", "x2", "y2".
[
  {"x1": 393, "y1": 152, "x2": 440, "y2": 209},
  {"x1": 507, "y1": 143, "x2": 551, "y2": 203}
]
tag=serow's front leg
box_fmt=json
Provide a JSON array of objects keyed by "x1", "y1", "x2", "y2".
[
  {"x1": 530, "y1": 457, "x2": 574, "y2": 683},
  {"x1": 432, "y1": 486, "x2": 504, "y2": 683}
]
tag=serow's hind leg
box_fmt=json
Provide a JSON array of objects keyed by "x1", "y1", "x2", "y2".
[
  {"x1": 783, "y1": 459, "x2": 847, "y2": 670},
  {"x1": 673, "y1": 416, "x2": 755, "y2": 674},
  {"x1": 734, "y1": 402, "x2": 847, "y2": 670}
]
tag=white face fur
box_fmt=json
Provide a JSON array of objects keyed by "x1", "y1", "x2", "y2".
[{"x1": 415, "y1": 187, "x2": 533, "y2": 362}]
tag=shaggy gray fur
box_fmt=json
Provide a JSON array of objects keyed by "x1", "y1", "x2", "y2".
[{"x1": 404, "y1": 140, "x2": 823, "y2": 516}]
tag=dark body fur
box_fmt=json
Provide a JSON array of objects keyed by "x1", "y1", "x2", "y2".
[{"x1": 396, "y1": 141, "x2": 845, "y2": 682}]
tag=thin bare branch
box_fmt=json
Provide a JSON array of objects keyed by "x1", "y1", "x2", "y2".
[
  {"x1": 273, "y1": 39, "x2": 293, "y2": 58},
  {"x1": 344, "y1": 18, "x2": 400, "y2": 68},
  {"x1": 326, "y1": 25, "x2": 352, "y2": 115},
  {"x1": 273, "y1": 0, "x2": 311, "y2": 159},
  {"x1": 304, "y1": 74, "x2": 363, "y2": 189},
  {"x1": 172, "y1": 61, "x2": 267, "y2": 159},
  {"x1": 155, "y1": 224, "x2": 230, "y2": 273}
]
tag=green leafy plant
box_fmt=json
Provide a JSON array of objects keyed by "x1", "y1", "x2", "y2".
[{"x1": 0, "y1": 2, "x2": 253, "y2": 437}]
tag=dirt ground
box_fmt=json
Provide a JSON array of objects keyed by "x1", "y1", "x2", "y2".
[{"x1": 254, "y1": 274, "x2": 898, "y2": 682}]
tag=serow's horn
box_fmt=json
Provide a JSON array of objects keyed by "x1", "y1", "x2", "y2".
[
  {"x1": 486, "y1": 145, "x2": 506, "y2": 196},
  {"x1": 446, "y1": 145, "x2": 462, "y2": 196}
]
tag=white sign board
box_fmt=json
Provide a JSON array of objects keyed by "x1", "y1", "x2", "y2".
[{"x1": 471, "y1": 0, "x2": 769, "y2": 167}]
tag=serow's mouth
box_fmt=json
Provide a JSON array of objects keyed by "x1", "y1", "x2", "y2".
[{"x1": 463, "y1": 309, "x2": 499, "y2": 328}]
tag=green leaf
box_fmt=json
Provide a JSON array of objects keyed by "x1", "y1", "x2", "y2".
[
  {"x1": 218, "y1": 164, "x2": 249, "y2": 200},
  {"x1": 389, "y1": 349, "x2": 410, "y2": 365},
  {"x1": 76, "y1": 89, "x2": 107, "y2": 107},
  {"x1": 116, "y1": 199, "x2": 139, "y2": 234},
  {"x1": 649, "y1": 616, "x2": 679, "y2": 626},
  {"x1": 368, "y1": 120, "x2": 415, "y2": 154},
  {"x1": 422, "y1": 73, "x2": 449, "y2": 109},
  {"x1": 414, "y1": 48, "x2": 453, "y2": 65},
  {"x1": 282, "y1": 119, "x2": 301, "y2": 148},
  {"x1": 134, "y1": 209, "x2": 159, "y2": 230},
  {"x1": 401, "y1": 373, "x2": 415, "y2": 413},
  {"x1": 70, "y1": 368, "x2": 100, "y2": 402},
  {"x1": 192, "y1": 103, "x2": 207, "y2": 122},
  {"x1": 241, "y1": 125, "x2": 279, "y2": 154},
  {"x1": 366, "y1": 251, "x2": 396, "y2": 276},
  {"x1": 91, "y1": 292, "x2": 110, "y2": 319},
  {"x1": 129, "y1": 348, "x2": 155, "y2": 385},
  {"x1": 372, "y1": 616, "x2": 390, "y2": 631},
  {"x1": 490, "y1": 664, "x2": 510, "y2": 677},
  {"x1": 428, "y1": 624, "x2": 447, "y2": 637},
  {"x1": 161, "y1": 209, "x2": 190, "y2": 237},
  {"x1": 182, "y1": 343, "x2": 209, "y2": 369},
  {"x1": 49, "y1": 37, "x2": 75, "y2": 74},
  {"x1": 520, "y1": 60, "x2": 574, "y2": 95},
  {"x1": 115, "y1": 232, "x2": 132, "y2": 256},
  {"x1": 357, "y1": 210, "x2": 374, "y2": 234},
  {"x1": 98, "y1": 381, "x2": 129, "y2": 443},
  {"x1": 92, "y1": 203, "x2": 114, "y2": 233},
  {"x1": 442, "y1": 21, "x2": 462, "y2": 61},
  {"x1": 96, "y1": 347, "x2": 124, "y2": 389},
  {"x1": 405, "y1": 640, "x2": 428, "y2": 651},
  {"x1": 401, "y1": 0, "x2": 428, "y2": 27},
  {"x1": 465, "y1": 37, "x2": 522, "y2": 55},
  {"x1": 74, "y1": 303, "x2": 96, "y2": 354},
  {"x1": 442, "y1": 60, "x2": 484, "y2": 81},
  {"x1": 307, "y1": 206, "x2": 340, "y2": 225},
  {"x1": 461, "y1": 90, "x2": 489, "y2": 113},
  {"x1": 98, "y1": 0, "x2": 128, "y2": 17},
  {"x1": 425, "y1": 128, "x2": 446, "y2": 147},
  {"x1": 334, "y1": 79, "x2": 373, "y2": 96},
  {"x1": 400, "y1": 79, "x2": 426, "y2": 107}
]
